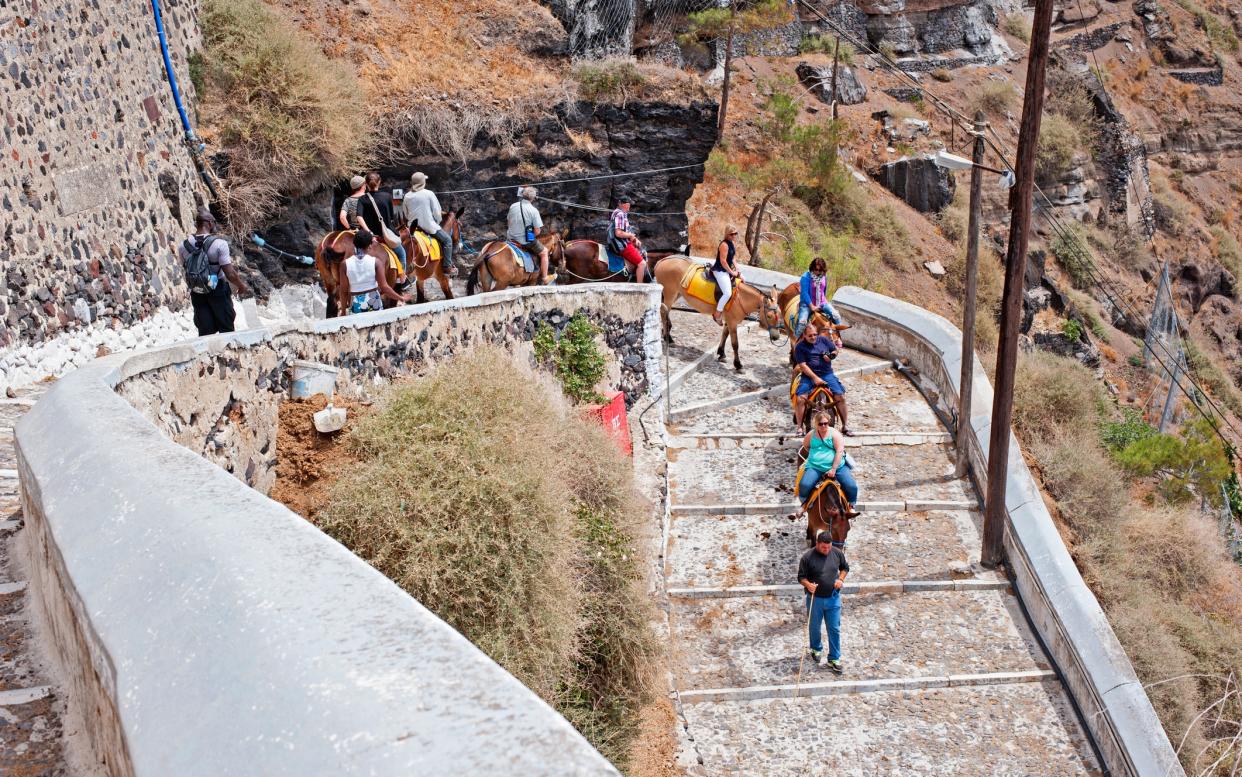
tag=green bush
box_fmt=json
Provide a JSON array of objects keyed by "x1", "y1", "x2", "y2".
[
  {"x1": 798, "y1": 35, "x2": 855, "y2": 64},
  {"x1": 200, "y1": 0, "x2": 368, "y2": 232},
  {"x1": 1114, "y1": 419, "x2": 1234, "y2": 506},
  {"x1": 573, "y1": 58, "x2": 648, "y2": 103},
  {"x1": 761, "y1": 84, "x2": 800, "y2": 142},
  {"x1": 1211, "y1": 226, "x2": 1242, "y2": 278},
  {"x1": 315, "y1": 348, "x2": 656, "y2": 766},
  {"x1": 1100, "y1": 408, "x2": 1158, "y2": 452},
  {"x1": 1061, "y1": 317, "x2": 1084, "y2": 342},
  {"x1": 1050, "y1": 224, "x2": 1096, "y2": 287},
  {"x1": 534, "y1": 313, "x2": 608, "y2": 404}
]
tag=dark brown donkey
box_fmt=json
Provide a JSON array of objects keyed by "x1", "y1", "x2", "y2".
[
  {"x1": 399, "y1": 209, "x2": 464, "y2": 303},
  {"x1": 314, "y1": 230, "x2": 402, "y2": 318},
  {"x1": 466, "y1": 231, "x2": 565, "y2": 294}
]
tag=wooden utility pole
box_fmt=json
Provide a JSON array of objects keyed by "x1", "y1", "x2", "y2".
[
  {"x1": 954, "y1": 111, "x2": 988, "y2": 479},
  {"x1": 830, "y1": 37, "x2": 840, "y2": 120},
  {"x1": 981, "y1": 0, "x2": 1056, "y2": 568}
]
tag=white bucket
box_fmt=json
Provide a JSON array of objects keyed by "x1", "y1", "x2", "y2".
[{"x1": 289, "y1": 359, "x2": 339, "y2": 399}]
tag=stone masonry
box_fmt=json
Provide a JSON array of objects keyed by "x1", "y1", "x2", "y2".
[{"x1": 0, "y1": 0, "x2": 204, "y2": 361}]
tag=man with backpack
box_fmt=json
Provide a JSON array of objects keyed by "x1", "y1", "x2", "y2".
[
  {"x1": 179, "y1": 207, "x2": 250, "y2": 337},
  {"x1": 607, "y1": 195, "x2": 647, "y2": 283}
]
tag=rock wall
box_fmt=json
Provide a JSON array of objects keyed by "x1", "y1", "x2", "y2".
[
  {"x1": 116, "y1": 286, "x2": 662, "y2": 496},
  {"x1": 263, "y1": 100, "x2": 717, "y2": 264},
  {"x1": 0, "y1": 0, "x2": 205, "y2": 358}
]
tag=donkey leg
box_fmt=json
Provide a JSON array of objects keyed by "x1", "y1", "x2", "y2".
[
  {"x1": 732, "y1": 325, "x2": 743, "y2": 371},
  {"x1": 438, "y1": 266, "x2": 454, "y2": 300},
  {"x1": 716, "y1": 327, "x2": 728, "y2": 362},
  {"x1": 415, "y1": 277, "x2": 427, "y2": 304}
]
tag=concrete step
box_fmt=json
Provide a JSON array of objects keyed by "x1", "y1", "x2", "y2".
[
  {"x1": 669, "y1": 430, "x2": 953, "y2": 448},
  {"x1": 668, "y1": 361, "x2": 896, "y2": 422},
  {"x1": 679, "y1": 669, "x2": 1056, "y2": 703},
  {"x1": 678, "y1": 681, "x2": 1100, "y2": 776},
  {"x1": 667, "y1": 509, "x2": 984, "y2": 589},
  {"x1": 667, "y1": 578, "x2": 1009, "y2": 599},
  {"x1": 0, "y1": 686, "x2": 52, "y2": 705},
  {"x1": 670, "y1": 590, "x2": 1049, "y2": 693}
]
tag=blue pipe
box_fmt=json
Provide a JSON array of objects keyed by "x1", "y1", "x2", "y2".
[{"x1": 149, "y1": 0, "x2": 196, "y2": 143}]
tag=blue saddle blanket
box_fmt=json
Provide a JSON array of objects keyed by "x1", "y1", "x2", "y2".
[
  {"x1": 606, "y1": 249, "x2": 627, "y2": 273},
  {"x1": 506, "y1": 242, "x2": 536, "y2": 273}
]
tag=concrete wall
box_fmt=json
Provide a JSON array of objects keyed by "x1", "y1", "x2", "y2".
[
  {"x1": 736, "y1": 265, "x2": 1182, "y2": 777},
  {"x1": 15, "y1": 284, "x2": 663, "y2": 776},
  {"x1": 0, "y1": 0, "x2": 204, "y2": 358}
]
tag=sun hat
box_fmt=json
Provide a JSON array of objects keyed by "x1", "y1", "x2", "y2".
[{"x1": 410, "y1": 172, "x2": 428, "y2": 191}]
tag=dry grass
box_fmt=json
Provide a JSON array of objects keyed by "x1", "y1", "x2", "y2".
[
  {"x1": 314, "y1": 347, "x2": 657, "y2": 767},
  {"x1": 971, "y1": 81, "x2": 1017, "y2": 118},
  {"x1": 1035, "y1": 113, "x2": 1084, "y2": 182},
  {"x1": 944, "y1": 242, "x2": 1004, "y2": 351},
  {"x1": 198, "y1": 0, "x2": 370, "y2": 233},
  {"x1": 1017, "y1": 351, "x2": 1242, "y2": 773}
]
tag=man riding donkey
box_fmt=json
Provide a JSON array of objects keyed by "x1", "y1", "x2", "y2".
[
  {"x1": 340, "y1": 174, "x2": 408, "y2": 277},
  {"x1": 607, "y1": 195, "x2": 648, "y2": 284},
  {"x1": 508, "y1": 186, "x2": 557, "y2": 285},
  {"x1": 401, "y1": 172, "x2": 457, "y2": 278},
  {"x1": 793, "y1": 321, "x2": 853, "y2": 436}
]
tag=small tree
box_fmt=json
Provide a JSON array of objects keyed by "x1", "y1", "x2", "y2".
[{"x1": 680, "y1": 0, "x2": 794, "y2": 133}]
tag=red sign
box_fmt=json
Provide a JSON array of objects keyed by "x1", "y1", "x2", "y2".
[{"x1": 583, "y1": 390, "x2": 632, "y2": 456}]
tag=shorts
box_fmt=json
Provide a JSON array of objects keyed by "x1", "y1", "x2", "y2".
[
  {"x1": 349, "y1": 289, "x2": 383, "y2": 314},
  {"x1": 796, "y1": 373, "x2": 845, "y2": 397}
]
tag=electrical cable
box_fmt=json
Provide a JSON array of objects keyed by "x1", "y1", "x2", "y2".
[{"x1": 435, "y1": 163, "x2": 706, "y2": 195}]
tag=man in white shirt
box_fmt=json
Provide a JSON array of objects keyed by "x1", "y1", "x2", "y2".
[
  {"x1": 506, "y1": 186, "x2": 555, "y2": 284},
  {"x1": 400, "y1": 172, "x2": 457, "y2": 277}
]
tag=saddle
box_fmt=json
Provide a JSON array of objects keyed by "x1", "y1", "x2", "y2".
[
  {"x1": 572, "y1": 240, "x2": 627, "y2": 274},
  {"x1": 789, "y1": 369, "x2": 834, "y2": 409},
  {"x1": 505, "y1": 242, "x2": 537, "y2": 273},
  {"x1": 796, "y1": 462, "x2": 853, "y2": 515},
  {"x1": 411, "y1": 230, "x2": 441, "y2": 263},
  {"x1": 680, "y1": 263, "x2": 738, "y2": 309}
]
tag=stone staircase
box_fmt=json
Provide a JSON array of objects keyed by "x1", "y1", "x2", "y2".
[
  {"x1": 0, "y1": 385, "x2": 69, "y2": 775},
  {"x1": 660, "y1": 312, "x2": 1102, "y2": 775}
]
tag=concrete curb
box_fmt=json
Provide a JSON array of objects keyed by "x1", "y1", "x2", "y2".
[
  {"x1": 678, "y1": 669, "x2": 1057, "y2": 704},
  {"x1": 666, "y1": 321, "x2": 757, "y2": 395},
  {"x1": 668, "y1": 430, "x2": 953, "y2": 447},
  {"x1": 666, "y1": 578, "x2": 1010, "y2": 599}
]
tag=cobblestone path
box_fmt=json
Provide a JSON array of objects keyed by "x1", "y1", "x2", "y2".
[
  {"x1": 661, "y1": 312, "x2": 1102, "y2": 776},
  {"x1": 0, "y1": 384, "x2": 70, "y2": 775}
]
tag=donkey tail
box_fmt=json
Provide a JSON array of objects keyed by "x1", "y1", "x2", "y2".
[{"x1": 466, "y1": 261, "x2": 481, "y2": 295}]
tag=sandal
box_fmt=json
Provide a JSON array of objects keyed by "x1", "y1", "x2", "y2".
[{"x1": 841, "y1": 428, "x2": 856, "y2": 437}]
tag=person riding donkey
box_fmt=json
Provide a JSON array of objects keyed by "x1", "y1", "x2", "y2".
[
  {"x1": 401, "y1": 171, "x2": 457, "y2": 278},
  {"x1": 797, "y1": 256, "x2": 848, "y2": 338},
  {"x1": 507, "y1": 186, "x2": 556, "y2": 285},
  {"x1": 711, "y1": 226, "x2": 741, "y2": 325},
  {"x1": 607, "y1": 195, "x2": 648, "y2": 284},
  {"x1": 798, "y1": 410, "x2": 860, "y2": 518},
  {"x1": 794, "y1": 322, "x2": 853, "y2": 435},
  {"x1": 340, "y1": 174, "x2": 408, "y2": 276}
]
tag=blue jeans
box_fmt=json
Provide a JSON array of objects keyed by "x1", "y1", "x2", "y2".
[
  {"x1": 391, "y1": 241, "x2": 407, "y2": 270},
  {"x1": 806, "y1": 591, "x2": 842, "y2": 659},
  {"x1": 798, "y1": 462, "x2": 858, "y2": 504},
  {"x1": 795, "y1": 302, "x2": 844, "y2": 337},
  {"x1": 432, "y1": 228, "x2": 454, "y2": 268}
]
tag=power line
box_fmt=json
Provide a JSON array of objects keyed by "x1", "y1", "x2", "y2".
[
  {"x1": 539, "y1": 196, "x2": 688, "y2": 217},
  {"x1": 435, "y1": 163, "x2": 706, "y2": 195}
]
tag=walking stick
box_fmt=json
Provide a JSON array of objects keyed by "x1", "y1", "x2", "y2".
[{"x1": 794, "y1": 590, "x2": 816, "y2": 698}]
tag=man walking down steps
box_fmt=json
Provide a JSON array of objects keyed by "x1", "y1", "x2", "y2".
[{"x1": 798, "y1": 531, "x2": 849, "y2": 673}]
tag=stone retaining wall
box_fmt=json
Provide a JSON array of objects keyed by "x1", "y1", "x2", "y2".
[
  {"x1": 15, "y1": 284, "x2": 663, "y2": 776},
  {"x1": 736, "y1": 265, "x2": 1182, "y2": 777},
  {"x1": 0, "y1": 0, "x2": 204, "y2": 356}
]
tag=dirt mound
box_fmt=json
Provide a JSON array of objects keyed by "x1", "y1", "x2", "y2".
[{"x1": 270, "y1": 395, "x2": 363, "y2": 519}]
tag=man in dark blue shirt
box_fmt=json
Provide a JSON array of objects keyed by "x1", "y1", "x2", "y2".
[{"x1": 793, "y1": 322, "x2": 851, "y2": 434}]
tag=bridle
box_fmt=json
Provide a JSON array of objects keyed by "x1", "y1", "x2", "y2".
[{"x1": 759, "y1": 289, "x2": 784, "y2": 340}]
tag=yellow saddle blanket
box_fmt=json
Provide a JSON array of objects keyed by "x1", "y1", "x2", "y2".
[
  {"x1": 412, "y1": 231, "x2": 441, "y2": 263},
  {"x1": 680, "y1": 264, "x2": 736, "y2": 309}
]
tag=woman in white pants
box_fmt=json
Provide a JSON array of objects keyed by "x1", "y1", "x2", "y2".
[{"x1": 712, "y1": 227, "x2": 740, "y2": 324}]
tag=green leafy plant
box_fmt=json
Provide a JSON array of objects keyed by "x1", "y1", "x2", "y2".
[
  {"x1": 761, "y1": 84, "x2": 800, "y2": 142},
  {"x1": 1101, "y1": 408, "x2": 1158, "y2": 452},
  {"x1": 1062, "y1": 317, "x2": 1084, "y2": 342},
  {"x1": 1050, "y1": 224, "x2": 1096, "y2": 287},
  {"x1": 1115, "y1": 419, "x2": 1235, "y2": 506},
  {"x1": 534, "y1": 313, "x2": 608, "y2": 404}
]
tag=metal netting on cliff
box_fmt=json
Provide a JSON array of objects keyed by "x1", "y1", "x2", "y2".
[{"x1": 1143, "y1": 262, "x2": 1189, "y2": 431}]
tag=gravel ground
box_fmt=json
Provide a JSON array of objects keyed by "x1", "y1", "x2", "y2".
[
  {"x1": 671, "y1": 589, "x2": 1047, "y2": 690},
  {"x1": 680, "y1": 682, "x2": 1102, "y2": 777}
]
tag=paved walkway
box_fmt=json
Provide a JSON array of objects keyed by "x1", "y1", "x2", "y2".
[
  {"x1": 661, "y1": 311, "x2": 1102, "y2": 775},
  {"x1": 0, "y1": 384, "x2": 69, "y2": 775}
]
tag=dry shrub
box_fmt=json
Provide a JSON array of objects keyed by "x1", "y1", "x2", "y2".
[
  {"x1": 1035, "y1": 113, "x2": 1084, "y2": 182},
  {"x1": 199, "y1": 0, "x2": 369, "y2": 234},
  {"x1": 1013, "y1": 350, "x2": 1103, "y2": 439},
  {"x1": 945, "y1": 242, "x2": 1005, "y2": 350},
  {"x1": 1003, "y1": 12, "x2": 1032, "y2": 42},
  {"x1": 314, "y1": 347, "x2": 656, "y2": 765},
  {"x1": 971, "y1": 81, "x2": 1017, "y2": 117}
]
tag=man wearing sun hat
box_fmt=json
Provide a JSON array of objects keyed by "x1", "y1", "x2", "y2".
[{"x1": 401, "y1": 171, "x2": 457, "y2": 277}]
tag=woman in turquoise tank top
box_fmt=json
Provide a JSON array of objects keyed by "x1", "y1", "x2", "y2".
[{"x1": 798, "y1": 410, "x2": 859, "y2": 507}]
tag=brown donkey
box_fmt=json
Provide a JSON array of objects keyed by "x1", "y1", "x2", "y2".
[
  {"x1": 466, "y1": 231, "x2": 565, "y2": 294},
  {"x1": 314, "y1": 230, "x2": 402, "y2": 318},
  {"x1": 399, "y1": 209, "x2": 464, "y2": 303},
  {"x1": 652, "y1": 256, "x2": 782, "y2": 371}
]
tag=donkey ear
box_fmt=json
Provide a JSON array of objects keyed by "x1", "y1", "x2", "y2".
[
  {"x1": 560, "y1": 226, "x2": 569, "y2": 238},
  {"x1": 455, "y1": 206, "x2": 465, "y2": 218}
]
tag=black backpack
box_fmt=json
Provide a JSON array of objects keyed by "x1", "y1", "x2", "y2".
[{"x1": 182, "y1": 235, "x2": 218, "y2": 294}]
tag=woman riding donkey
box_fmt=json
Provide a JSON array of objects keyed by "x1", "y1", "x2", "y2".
[
  {"x1": 796, "y1": 257, "x2": 848, "y2": 338},
  {"x1": 794, "y1": 321, "x2": 853, "y2": 435},
  {"x1": 797, "y1": 410, "x2": 861, "y2": 544},
  {"x1": 711, "y1": 226, "x2": 742, "y2": 325}
]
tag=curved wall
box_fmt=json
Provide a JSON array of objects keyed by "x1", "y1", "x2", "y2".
[
  {"x1": 737, "y1": 264, "x2": 1181, "y2": 777},
  {"x1": 15, "y1": 285, "x2": 662, "y2": 776}
]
